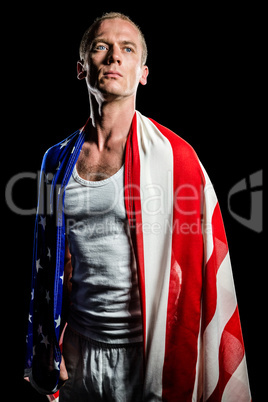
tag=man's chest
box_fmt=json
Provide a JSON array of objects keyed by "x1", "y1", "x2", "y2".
[{"x1": 76, "y1": 142, "x2": 125, "y2": 182}]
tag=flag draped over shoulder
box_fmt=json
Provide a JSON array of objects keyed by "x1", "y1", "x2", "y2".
[{"x1": 25, "y1": 111, "x2": 251, "y2": 401}]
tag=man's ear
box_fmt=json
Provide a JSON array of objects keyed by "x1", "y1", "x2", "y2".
[
  {"x1": 77, "y1": 61, "x2": 87, "y2": 80},
  {"x1": 139, "y1": 65, "x2": 149, "y2": 86}
]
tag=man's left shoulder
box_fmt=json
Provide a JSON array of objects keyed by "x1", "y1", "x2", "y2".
[
  {"x1": 149, "y1": 118, "x2": 205, "y2": 185},
  {"x1": 149, "y1": 118, "x2": 199, "y2": 162}
]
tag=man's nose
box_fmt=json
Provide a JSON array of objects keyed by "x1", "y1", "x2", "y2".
[{"x1": 106, "y1": 45, "x2": 122, "y2": 65}]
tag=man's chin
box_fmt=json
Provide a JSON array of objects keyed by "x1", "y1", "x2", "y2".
[
  {"x1": 89, "y1": 82, "x2": 132, "y2": 102},
  {"x1": 98, "y1": 78, "x2": 127, "y2": 94},
  {"x1": 99, "y1": 87, "x2": 127, "y2": 101}
]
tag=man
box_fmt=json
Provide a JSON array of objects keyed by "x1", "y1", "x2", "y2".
[{"x1": 25, "y1": 12, "x2": 251, "y2": 401}]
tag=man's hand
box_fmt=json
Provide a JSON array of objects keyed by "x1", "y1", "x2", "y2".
[{"x1": 59, "y1": 355, "x2": 68, "y2": 382}]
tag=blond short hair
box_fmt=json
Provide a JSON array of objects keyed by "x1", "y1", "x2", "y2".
[{"x1": 79, "y1": 12, "x2": 148, "y2": 65}]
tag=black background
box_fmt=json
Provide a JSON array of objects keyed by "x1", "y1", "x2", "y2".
[{"x1": 4, "y1": 3, "x2": 264, "y2": 401}]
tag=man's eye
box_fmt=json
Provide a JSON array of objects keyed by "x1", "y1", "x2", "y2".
[
  {"x1": 124, "y1": 47, "x2": 133, "y2": 53},
  {"x1": 96, "y1": 45, "x2": 107, "y2": 51}
]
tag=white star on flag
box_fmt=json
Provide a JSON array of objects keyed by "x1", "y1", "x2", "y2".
[
  {"x1": 55, "y1": 315, "x2": 61, "y2": 328},
  {"x1": 38, "y1": 324, "x2": 43, "y2": 335},
  {"x1": 45, "y1": 290, "x2": 51, "y2": 304},
  {"x1": 47, "y1": 247, "x2": 52, "y2": 260},
  {"x1": 41, "y1": 334, "x2": 50, "y2": 348},
  {"x1": 60, "y1": 139, "x2": 71, "y2": 149},
  {"x1": 54, "y1": 359, "x2": 60, "y2": 371},
  {"x1": 39, "y1": 216, "x2": 46, "y2": 230},
  {"x1": 36, "y1": 259, "x2": 43, "y2": 273}
]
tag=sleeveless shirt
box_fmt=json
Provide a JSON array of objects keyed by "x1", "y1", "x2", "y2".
[{"x1": 64, "y1": 164, "x2": 143, "y2": 343}]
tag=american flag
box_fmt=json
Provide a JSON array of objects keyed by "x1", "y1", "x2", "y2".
[{"x1": 25, "y1": 111, "x2": 251, "y2": 400}]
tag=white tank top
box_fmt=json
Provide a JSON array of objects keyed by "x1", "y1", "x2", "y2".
[{"x1": 64, "y1": 164, "x2": 143, "y2": 343}]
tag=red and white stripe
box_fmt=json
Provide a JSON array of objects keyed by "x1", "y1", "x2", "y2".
[
  {"x1": 126, "y1": 112, "x2": 251, "y2": 401},
  {"x1": 197, "y1": 166, "x2": 251, "y2": 401},
  {"x1": 47, "y1": 392, "x2": 59, "y2": 401}
]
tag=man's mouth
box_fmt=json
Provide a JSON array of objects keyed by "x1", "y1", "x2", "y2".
[{"x1": 103, "y1": 70, "x2": 123, "y2": 78}]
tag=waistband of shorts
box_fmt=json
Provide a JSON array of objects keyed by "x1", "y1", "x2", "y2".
[{"x1": 67, "y1": 325, "x2": 144, "y2": 349}]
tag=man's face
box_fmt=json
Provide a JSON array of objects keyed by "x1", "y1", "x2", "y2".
[{"x1": 80, "y1": 18, "x2": 148, "y2": 101}]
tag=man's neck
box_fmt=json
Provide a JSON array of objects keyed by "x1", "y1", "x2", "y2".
[{"x1": 89, "y1": 94, "x2": 135, "y2": 151}]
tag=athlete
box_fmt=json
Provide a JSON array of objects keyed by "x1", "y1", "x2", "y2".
[{"x1": 25, "y1": 12, "x2": 251, "y2": 401}]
